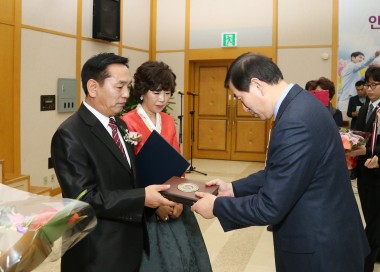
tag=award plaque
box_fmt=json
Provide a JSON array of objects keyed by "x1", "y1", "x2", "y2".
[{"x1": 160, "y1": 176, "x2": 219, "y2": 205}]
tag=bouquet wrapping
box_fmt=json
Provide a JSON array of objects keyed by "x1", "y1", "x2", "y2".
[
  {"x1": 0, "y1": 184, "x2": 97, "y2": 272},
  {"x1": 339, "y1": 128, "x2": 371, "y2": 169}
]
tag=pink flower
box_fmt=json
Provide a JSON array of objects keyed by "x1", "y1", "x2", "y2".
[
  {"x1": 29, "y1": 207, "x2": 58, "y2": 230},
  {"x1": 342, "y1": 138, "x2": 351, "y2": 150},
  {"x1": 351, "y1": 137, "x2": 359, "y2": 145},
  {"x1": 128, "y1": 132, "x2": 139, "y2": 138},
  {"x1": 120, "y1": 128, "x2": 142, "y2": 146},
  {"x1": 123, "y1": 130, "x2": 142, "y2": 146},
  {"x1": 8, "y1": 213, "x2": 26, "y2": 230}
]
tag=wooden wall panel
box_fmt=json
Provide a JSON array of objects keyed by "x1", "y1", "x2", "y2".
[
  {"x1": 0, "y1": 0, "x2": 16, "y2": 174},
  {"x1": 0, "y1": 0, "x2": 14, "y2": 24}
]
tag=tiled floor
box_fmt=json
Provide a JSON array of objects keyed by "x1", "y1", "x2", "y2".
[{"x1": 35, "y1": 159, "x2": 380, "y2": 271}]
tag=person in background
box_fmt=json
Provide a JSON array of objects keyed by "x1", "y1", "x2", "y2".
[
  {"x1": 338, "y1": 50, "x2": 380, "y2": 111},
  {"x1": 347, "y1": 80, "x2": 369, "y2": 130},
  {"x1": 191, "y1": 52, "x2": 369, "y2": 272},
  {"x1": 348, "y1": 66, "x2": 380, "y2": 272},
  {"x1": 51, "y1": 53, "x2": 175, "y2": 272},
  {"x1": 315, "y1": 76, "x2": 344, "y2": 126},
  {"x1": 305, "y1": 79, "x2": 317, "y2": 91},
  {"x1": 121, "y1": 60, "x2": 212, "y2": 272}
]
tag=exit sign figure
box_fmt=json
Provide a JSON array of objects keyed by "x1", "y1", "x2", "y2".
[{"x1": 221, "y1": 32, "x2": 237, "y2": 47}]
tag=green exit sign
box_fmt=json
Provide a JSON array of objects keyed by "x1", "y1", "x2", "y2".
[{"x1": 221, "y1": 32, "x2": 237, "y2": 47}]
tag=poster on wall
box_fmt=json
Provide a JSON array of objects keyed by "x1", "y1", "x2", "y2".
[{"x1": 337, "y1": 0, "x2": 380, "y2": 118}]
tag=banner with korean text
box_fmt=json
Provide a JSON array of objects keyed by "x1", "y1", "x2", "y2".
[{"x1": 337, "y1": 0, "x2": 380, "y2": 114}]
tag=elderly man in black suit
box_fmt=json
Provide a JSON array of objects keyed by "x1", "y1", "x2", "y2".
[
  {"x1": 51, "y1": 53, "x2": 175, "y2": 272},
  {"x1": 347, "y1": 80, "x2": 369, "y2": 130}
]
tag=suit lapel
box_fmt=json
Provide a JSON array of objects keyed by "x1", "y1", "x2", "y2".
[
  {"x1": 366, "y1": 104, "x2": 380, "y2": 129},
  {"x1": 78, "y1": 105, "x2": 132, "y2": 173},
  {"x1": 273, "y1": 84, "x2": 303, "y2": 127}
]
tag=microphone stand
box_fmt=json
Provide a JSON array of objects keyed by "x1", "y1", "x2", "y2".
[
  {"x1": 178, "y1": 92, "x2": 183, "y2": 147},
  {"x1": 186, "y1": 92, "x2": 207, "y2": 176}
]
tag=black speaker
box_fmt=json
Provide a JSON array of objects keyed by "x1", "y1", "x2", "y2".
[{"x1": 93, "y1": 0, "x2": 120, "y2": 42}]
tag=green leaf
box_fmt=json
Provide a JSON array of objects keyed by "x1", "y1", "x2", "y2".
[
  {"x1": 37, "y1": 215, "x2": 87, "y2": 243},
  {"x1": 35, "y1": 189, "x2": 88, "y2": 243}
]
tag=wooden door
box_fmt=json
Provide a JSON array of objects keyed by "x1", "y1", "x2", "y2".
[
  {"x1": 0, "y1": 0, "x2": 20, "y2": 174},
  {"x1": 191, "y1": 61, "x2": 270, "y2": 162},
  {"x1": 231, "y1": 100, "x2": 269, "y2": 161}
]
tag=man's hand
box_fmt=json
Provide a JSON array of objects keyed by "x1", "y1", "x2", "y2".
[
  {"x1": 191, "y1": 192, "x2": 217, "y2": 219},
  {"x1": 206, "y1": 179, "x2": 234, "y2": 197},
  {"x1": 145, "y1": 184, "x2": 176, "y2": 208},
  {"x1": 365, "y1": 155, "x2": 379, "y2": 169}
]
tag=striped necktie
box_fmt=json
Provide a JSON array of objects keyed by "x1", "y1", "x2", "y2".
[{"x1": 108, "y1": 118, "x2": 126, "y2": 158}]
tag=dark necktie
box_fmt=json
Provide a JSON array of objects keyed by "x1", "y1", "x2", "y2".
[
  {"x1": 366, "y1": 104, "x2": 374, "y2": 123},
  {"x1": 108, "y1": 118, "x2": 126, "y2": 158}
]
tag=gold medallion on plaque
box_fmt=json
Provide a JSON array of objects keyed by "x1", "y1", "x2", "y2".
[{"x1": 177, "y1": 183, "x2": 199, "y2": 193}]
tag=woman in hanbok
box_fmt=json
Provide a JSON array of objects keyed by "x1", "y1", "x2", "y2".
[{"x1": 121, "y1": 60, "x2": 212, "y2": 272}]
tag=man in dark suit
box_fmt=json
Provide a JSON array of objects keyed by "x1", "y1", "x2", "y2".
[
  {"x1": 348, "y1": 66, "x2": 380, "y2": 272},
  {"x1": 51, "y1": 53, "x2": 175, "y2": 272},
  {"x1": 347, "y1": 80, "x2": 369, "y2": 130},
  {"x1": 192, "y1": 53, "x2": 369, "y2": 272}
]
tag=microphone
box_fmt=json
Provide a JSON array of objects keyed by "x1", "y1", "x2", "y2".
[
  {"x1": 187, "y1": 91, "x2": 199, "y2": 96},
  {"x1": 177, "y1": 90, "x2": 184, "y2": 95}
]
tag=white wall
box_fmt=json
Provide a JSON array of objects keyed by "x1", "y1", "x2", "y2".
[
  {"x1": 20, "y1": 0, "x2": 335, "y2": 187},
  {"x1": 23, "y1": 0, "x2": 77, "y2": 35},
  {"x1": 156, "y1": 0, "x2": 186, "y2": 51},
  {"x1": 123, "y1": 0, "x2": 150, "y2": 50},
  {"x1": 190, "y1": 0, "x2": 273, "y2": 48},
  {"x1": 278, "y1": 0, "x2": 332, "y2": 46},
  {"x1": 278, "y1": 48, "x2": 332, "y2": 88},
  {"x1": 20, "y1": 29, "x2": 76, "y2": 188},
  {"x1": 277, "y1": 0, "x2": 333, "y2": 87}
]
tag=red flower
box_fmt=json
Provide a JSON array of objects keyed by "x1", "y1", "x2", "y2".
[
  {"x1": 29, "y1": 207, "x2": 58, "y2": 230},
  {"x1": 68, "y1": 212, "x2": 79, "y2": 224}
]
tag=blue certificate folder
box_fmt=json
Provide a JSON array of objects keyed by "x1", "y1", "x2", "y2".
[{"x1": 136, "y1": 130, "x2": 190, "y2": 187}]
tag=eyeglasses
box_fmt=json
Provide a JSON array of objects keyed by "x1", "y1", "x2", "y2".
[{"x1": 364, "y1": 82, "x2": 380, "y2": 89}]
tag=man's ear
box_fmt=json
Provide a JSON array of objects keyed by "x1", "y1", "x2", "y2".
[
  {"x1": 87, "y1": 79, "x2": 98, "y2": 98},
  {"x1": 250, "y1": 78, "x2": 264, "y2": 95}
]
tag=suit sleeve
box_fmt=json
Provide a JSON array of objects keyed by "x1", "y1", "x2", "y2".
[
  {"x1": 334, "y1": 110, "x2": 344, "y2": 127},
  {"x1": 51, "y1": 127, "x2": 146, "y2": 223},
  {"x1": 347, "y1": 98, "x2": 355, "y2": 118},
  {"x1": 214, "y1": 118, "x2": 316, "y2": 231},
  {"x1": 232, "y1": 170, "x2": 266, "y2": 196}
]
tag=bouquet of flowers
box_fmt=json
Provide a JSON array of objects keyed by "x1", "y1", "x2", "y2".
[
  {"x1": 339, "y1": 127, "x2": 370, "y2": 169},
  {"x1": 0, "y1": 184, "x2": 97, "y2": 271}
]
